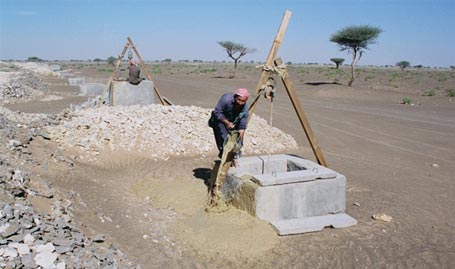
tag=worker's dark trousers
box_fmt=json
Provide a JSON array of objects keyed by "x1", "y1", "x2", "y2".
[{"x1": 212, "y1": 122, "x2": 228, "y2": 158}]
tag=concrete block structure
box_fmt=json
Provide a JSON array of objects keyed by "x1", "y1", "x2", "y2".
[
  {"x1": 68, "y1": 77, "x2": 86, "y2": 86},
  {"x1": 78, "y1": 83, "x2": 105, "y2": 96},
  {"x1": 58, "y1": 72, "x2": 73, "y2": 79},
  {"x1": 49, "y1": 64, "x2": 61, "y2": 71},
  {"x1": 223, "y1": 154, "x2": 357, "y2": 235},
  {"x1": 109, "y1": 81, "x2": 156, "y2": 106}
]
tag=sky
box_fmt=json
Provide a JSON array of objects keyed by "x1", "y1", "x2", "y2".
[{"x1": 0, "y1": 0, "x2": 454, "y2": 67}]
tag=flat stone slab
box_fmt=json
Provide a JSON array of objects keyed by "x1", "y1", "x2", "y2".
[{"x1": 271, "y1": 213, "x2": 358, "y2": 235}]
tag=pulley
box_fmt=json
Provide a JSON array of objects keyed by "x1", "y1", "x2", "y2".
[
  {"x1": 263, "y1": 76, "x2": 276, "y2": 100},
  {"x1": 127, "y1": 49, "x2": 133, "y2": 61}
]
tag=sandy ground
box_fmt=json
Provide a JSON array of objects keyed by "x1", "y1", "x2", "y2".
[{"x1": 4, "y1": 63, "x2": 455, "y2": 268}]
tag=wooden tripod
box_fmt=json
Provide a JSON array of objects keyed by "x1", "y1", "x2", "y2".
[
  {"x1": 248, "y1": 10, "x2": 328, "y2": 167},
  {"x1": 207, "y1": 10, "x2": 328, "y2": 209},
  {"x1": 97, "y1": 36, "x2": 167, "y2": 107}
]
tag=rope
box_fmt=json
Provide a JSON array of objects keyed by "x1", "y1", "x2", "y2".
[
  {"x1": 252, "y1": 63, "x2": 285, "y2": 171},
  {"x1": 265, "y1": 79, "x2": 275, "y2": 171},
  {"x1": 267, "y1": 94, "x2": 274, "y2": 167},
  {"x1": 255, "y1": 63, "x2": 287, "y2": 77},
  {"x1": 269, "y1": 97, "x2": 273, "y2": 129}
]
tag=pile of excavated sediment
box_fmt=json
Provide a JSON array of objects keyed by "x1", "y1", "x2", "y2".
[
  {"x1": 0, "y1": 62, "x2": 51, "y2": 105},
  {"x1": 46, "y1": 105, "x2": 298, "y2": 160},
  {"x1": 0, "y1": 108, "x2": 136, "y2": 268}
]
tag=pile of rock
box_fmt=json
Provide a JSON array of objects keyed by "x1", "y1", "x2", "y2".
[
  {"x1": 0, "y1": 108, "x2": 137, "y2": 268},
  {"x1": 46, "y1": 104, "x2": 298, "y2": 160},
  {"x1": 0, "y1": 70, "x2": 49, "y2": 105},
  {"x1": 0, "y1": 195, "x2": 134, "y2": 268}
]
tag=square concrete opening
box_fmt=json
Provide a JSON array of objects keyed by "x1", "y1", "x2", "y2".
[{"x1": 222, "y1": 154, "x2": 357, "y2": 235}]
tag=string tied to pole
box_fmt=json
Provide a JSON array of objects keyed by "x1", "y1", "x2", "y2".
[{"x1": 255, "y1": 63, "x2": 287, "y2": 77}]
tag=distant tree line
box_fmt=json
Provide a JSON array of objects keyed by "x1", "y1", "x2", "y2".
[{"x1": 396, "y1": 60, "x2": 410, "y2": 70}]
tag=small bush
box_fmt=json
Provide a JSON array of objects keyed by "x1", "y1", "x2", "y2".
[
  {"x1": 447, "y1": 89, "x2": 455, "y2": 97},
  {"x1": 401, "y1": 97, "x2": 412, "y2": 104},
  {"x1": 150, "y1": 67, "x2": 162, "y2": 74},
  {"x1": 423, "y1": 89, "x2": 436, "y2": 96}
]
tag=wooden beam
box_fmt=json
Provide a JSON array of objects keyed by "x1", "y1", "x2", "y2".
[
  {"x1": 127, "y1": 37, "x2": 167, "y2": 105},
  {"x1": 95, "y1": 40, "x2": 130, "y2": 107},
  {"x1": 274, "y1": 57, "x2": 328, "y2": 167},
  {"x1": 248, "y1": 10, "x2": 292, "y2": 118}
]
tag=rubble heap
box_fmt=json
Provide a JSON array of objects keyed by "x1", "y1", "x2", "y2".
[
  {"x1": 0, "y1": 70, "x2": 49, "y2": 105},
  {"x1": 46, "y1": 105, "x2": 298, "y2": 160},
  {"x1": 0, "y1": 108, "x2": 136, "y2": 268}
]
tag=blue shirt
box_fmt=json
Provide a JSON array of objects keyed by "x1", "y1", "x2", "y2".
[{"x1": 212, "y1": 93, "x2": 249, "y2": 130}]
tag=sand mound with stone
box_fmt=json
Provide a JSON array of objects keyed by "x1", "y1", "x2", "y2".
[
  {"x1": 0, "y1": 106, "x2": 137, "y2": 268},
  {"x1": 46, "y1": 104, "x2": 298, "y2": 160},
  {"x1": 0, "y1": 62, "x2": 52, "y2": 105}
]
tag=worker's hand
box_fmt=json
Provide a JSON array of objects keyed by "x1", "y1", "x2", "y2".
[{"x1": 225, "y1": 121, "x2": 235, "y2": 129}]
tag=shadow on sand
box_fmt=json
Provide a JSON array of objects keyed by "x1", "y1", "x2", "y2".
[
  {"x1": 193, "y1": 167, "x2": 212, "y2": 188},
  {"x1": 304, "y1": 81, "x2": 342, "y2": 86}
]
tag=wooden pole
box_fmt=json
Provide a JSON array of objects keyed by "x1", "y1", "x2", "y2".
[
  {"x1": 274, "y1": 58, "x2": 328, "y2": 167},
  {"x1": 127, "y1": 37, "x2": 166, "y2": 105},
  {"x1": 248, "y1": 10, "x2": 292, "y2": 118},
  {"x1": 95, "y1": 40, "x2": 130, "y2": 107}
]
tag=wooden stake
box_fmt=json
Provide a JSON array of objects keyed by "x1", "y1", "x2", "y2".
[
  {"x1": 248, "y1": 10, "x2": 292, "y2": 117},
  {"x1": 274, "y1": 58, "x2": 328, "y2": 167},
  {"x1": 95, "y1": 40, "x2": 130, "y2": 107}
]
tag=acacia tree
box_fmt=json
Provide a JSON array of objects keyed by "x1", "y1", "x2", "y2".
[
  {"x1": 396, "y1": 60, "x2": 410, "y2": 70},
  {"x1": 330, "y1": 25, "x2": 382, "y2": 86},
  {"x1": 330, "y1": 58, "x2": 345, "y2": 69},
  {"x1": 106, "y1": 56, "x2": 117, "y2": 66},
  {"x1": 218, "y1": 41, "x2": 255, "y2": 77}
]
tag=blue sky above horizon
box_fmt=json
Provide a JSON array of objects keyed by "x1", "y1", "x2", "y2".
[{"x1": 1, "y1": 0, "x2": 454, "y2": 67}]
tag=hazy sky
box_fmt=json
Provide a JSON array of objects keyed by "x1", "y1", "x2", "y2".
[{"x1": 1, "y1": 0, "x2": 454, "y2": 67}]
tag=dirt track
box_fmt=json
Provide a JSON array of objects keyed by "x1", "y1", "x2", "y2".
[{"x1": 5, "y1": 63, "x2": 455, "y2": 268}]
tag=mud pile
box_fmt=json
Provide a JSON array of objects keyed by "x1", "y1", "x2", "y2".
[{"x1": 46, "y1": 104, "x2": 298, "y2": 160}]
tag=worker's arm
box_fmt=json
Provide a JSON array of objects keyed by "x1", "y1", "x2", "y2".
[
  {"x1": 213, "y1": 93, "x2": 233, "y2": 127},
  {"x1": 238, "y1": 129, "x2": 245, "y2": 141},
  {"x1": 221, "y1": 118, "x2": 235, "y2": 129}
]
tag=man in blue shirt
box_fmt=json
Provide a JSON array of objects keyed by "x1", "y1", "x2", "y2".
[{"x1": 209, "y1": 88, "x2": 250, "y2": 166}]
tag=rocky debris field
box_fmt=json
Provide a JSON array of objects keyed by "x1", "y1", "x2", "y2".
[
  {"x1": 0, "y1": 62, "x2": 55, "y2": 105},
  {"x1": 46, "y1": 104, "x2": 298, "y2": 161},
  {"x1": 0, "y1": 71, "x2": 49, "y2": 105},
  {"x1": 0, "y1": 63, "x2": 140, "y2": 268},
  {"x1": 0, "y1": 107, "x2": 138, "y2": 268}
]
